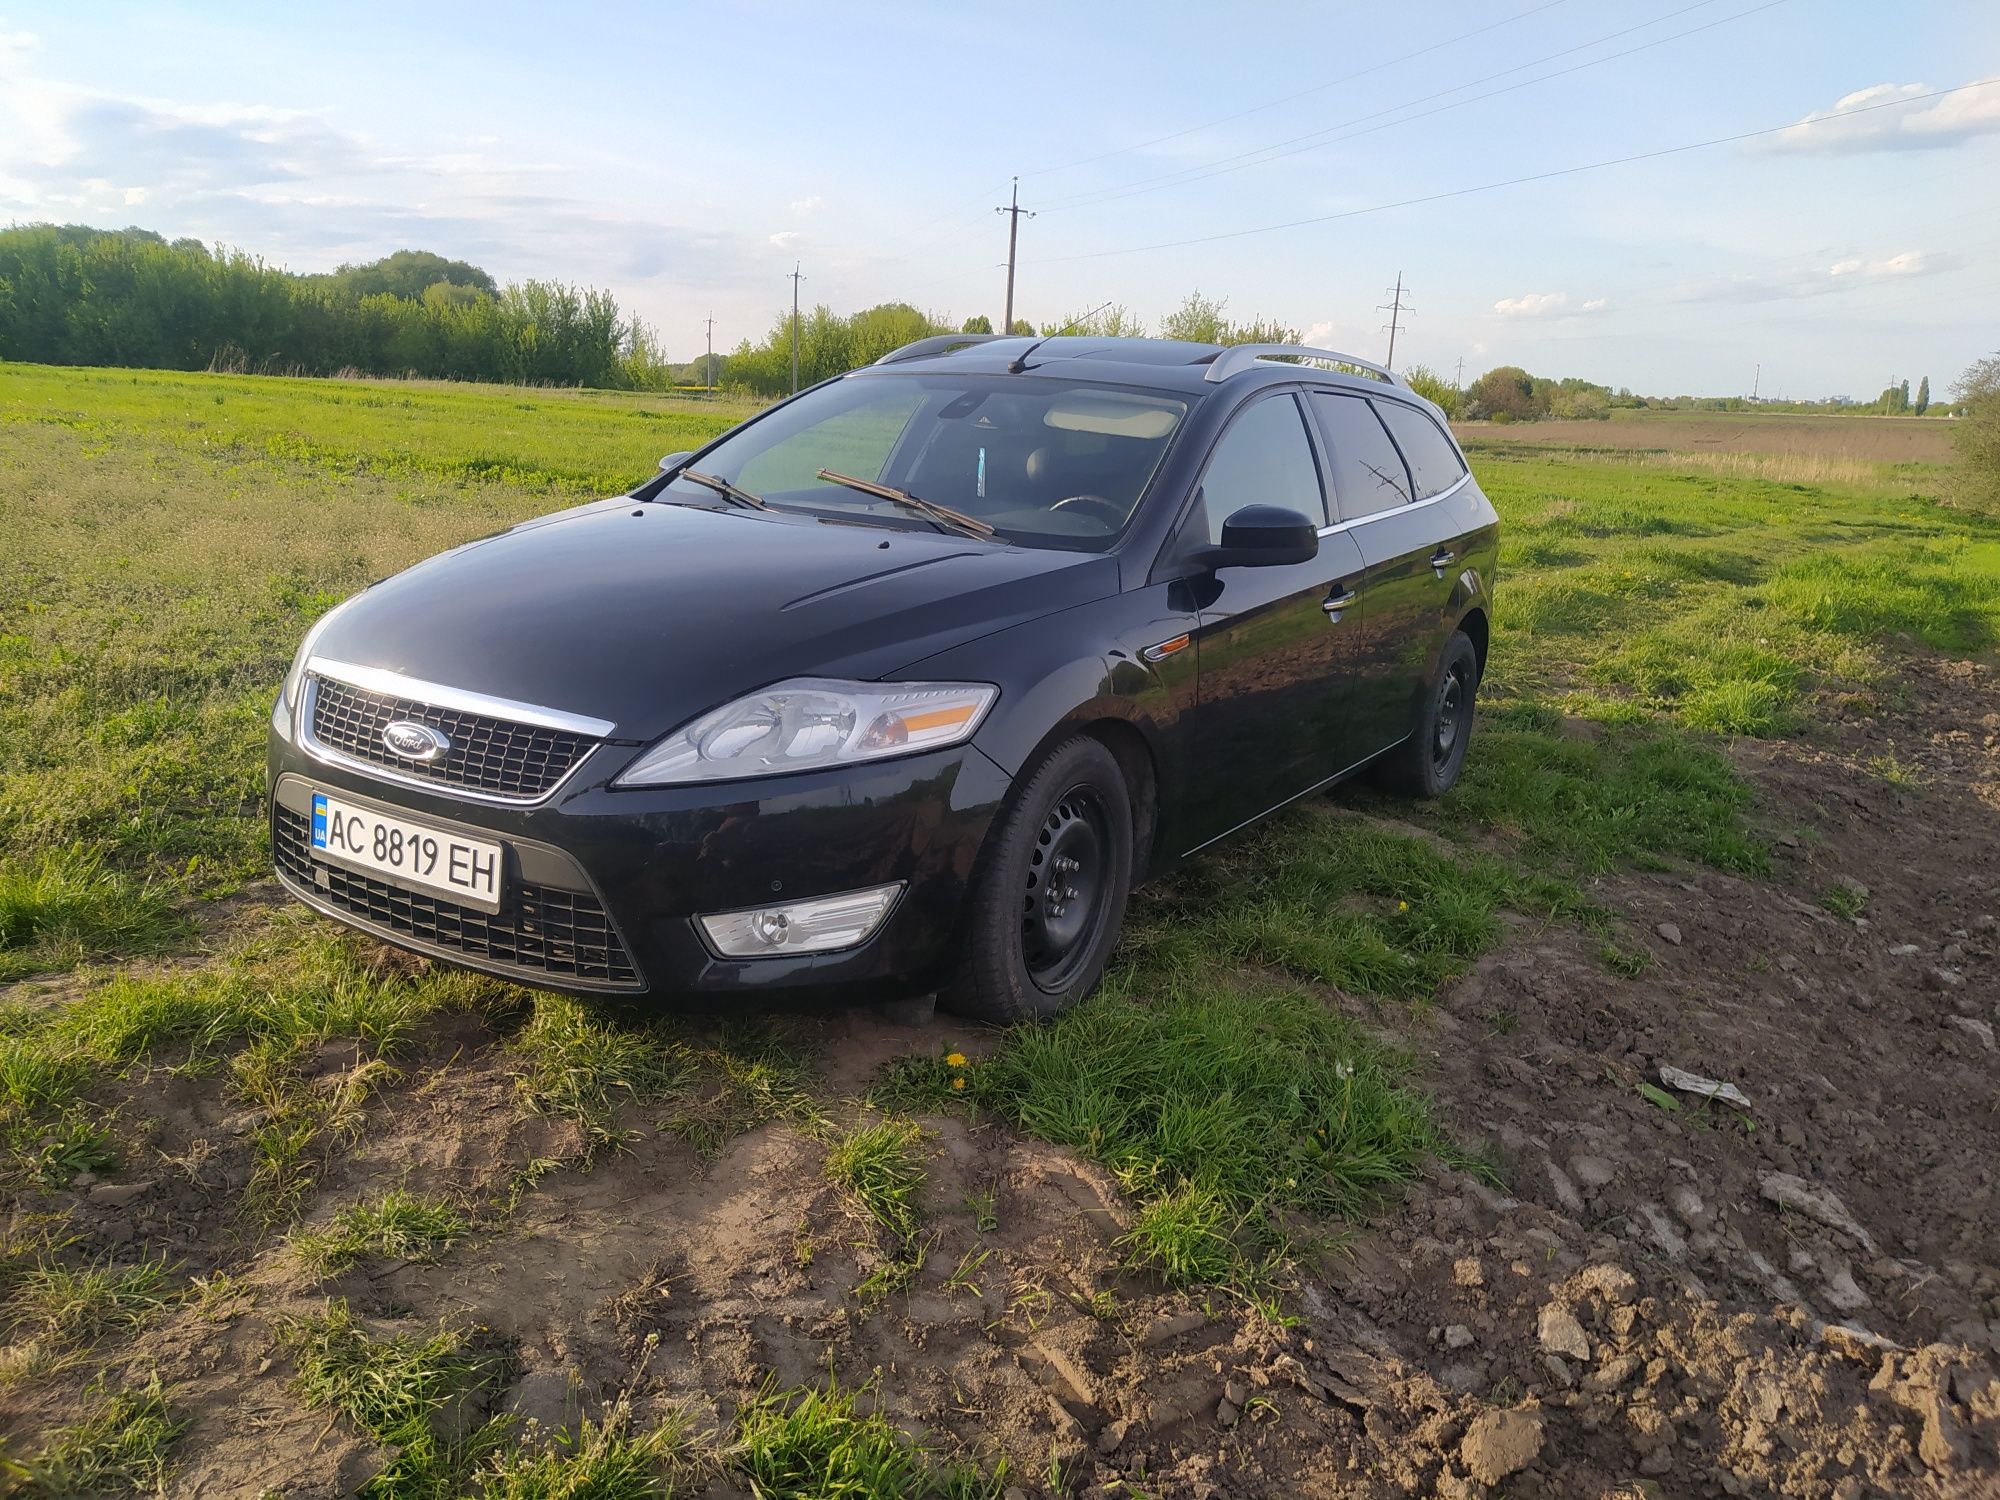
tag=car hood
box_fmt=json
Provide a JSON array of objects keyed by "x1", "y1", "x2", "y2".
[{"x1": 311, "y1": 499, "x2": 1119, "y2": 741}]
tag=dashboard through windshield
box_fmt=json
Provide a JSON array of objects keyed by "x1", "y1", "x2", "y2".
[{"x1": 660, "y1": 373, "x2": 1192, "y2": 550}]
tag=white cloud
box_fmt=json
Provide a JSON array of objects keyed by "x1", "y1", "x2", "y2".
[
  {"x1": 1674, "y1": 249, "x2": 1956, "y2": 304},
  {"x1": 1765, "y1": 80, "x2": 2000, "y2": 155},
  {"x1": 0, "y1": 60, "x2": 763, "y2": 297},
  {"x1": 1492, "y1": 290, "x2": 1607, "y2": 319},
  {"x1": 1493, "y1": 291, "x2": 1568, "y2": 318},
  {"x1": 1302, "y1": 318, "x2": 1337, "y2": 348},
  {"x1": 1828, "y1": 250, "x2": 1933, "y2": 279},
  {"x1": 768, "y1": 229, "x2": 801, "y2": 248},
  {"x1": 789, "y1": 193, "x2": 824, "y2": 216}
]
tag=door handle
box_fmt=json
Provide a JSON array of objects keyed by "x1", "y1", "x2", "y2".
[
  {"x1": 1322, "y1": 587, "x2": 1358, "y2": 616},
  {"x1": 1430, "y1": 549, "x2": 1456, "y2": 569}
]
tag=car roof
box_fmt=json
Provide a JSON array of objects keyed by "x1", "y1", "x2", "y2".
[{"x1": 849, "y1": 334, "x2": 1433, "y2": 408}]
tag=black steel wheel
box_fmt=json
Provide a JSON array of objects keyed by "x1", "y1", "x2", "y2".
[
  {"x1": 1373, "y1": 630, "x2": 1480, "y2": 798},
  {"x1": 943, "y1": 736, "x2": 1134, "y2": 1022}
]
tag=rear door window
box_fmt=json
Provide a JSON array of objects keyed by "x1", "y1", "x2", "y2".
[
  {"x1": 1308, "y1": 391, "x2": 1412, "y2": 520},
  {"x1": 1372, "y1": 399, "x2": 1468, "y2": 500}
]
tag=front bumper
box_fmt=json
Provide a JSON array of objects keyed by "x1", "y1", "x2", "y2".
[{"x1": 267, "y1": 709, "x2": 1013, "y2": 1001}]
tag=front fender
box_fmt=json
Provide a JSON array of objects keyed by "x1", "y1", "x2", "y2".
[{"x1": 896, "y1": 584, "x2": 1199, "y2": 853}]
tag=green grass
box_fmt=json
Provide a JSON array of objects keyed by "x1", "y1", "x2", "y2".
[
  {"x1": 0, "y1": 919, "x2": 510, "y2": 1220},
  {"x1": 280, "y1": 1300, "x2": 510, "y2": 1500},
  {"x1": 886, "y1": 968, "x2": 1443, "y2": 1293},
  {"x1": 823, "y1": 1118, "x2": 927, "y2": 1245},
  {"x1": 823, "y1": 1117, "x2": 930, "y2": 1296},
  {"x1": 0, "y1": 362, "x2": 756, "y2": 499},
  {"x1": 2, "y1": 1374, "x2": 185, "y2": 1495},
  {"x1": 3, "y1": 1256, "x2": 179, "y2": 1364},
  {"x1": 731, "y1": 1376, "x2": 1004, "y2": 1499},
  {"x1": 0, "y1": 849, "x2": 186, "y2": 980},
  {"x1": 0, "y1": 364, "x2": 747, "y2": 929},
  {"x1": 508, "y1": 998, "x2": 693, "y2": 1152},
  {"x1": 475, "y1": 1398, "x2": 689, "y2": 1499},
  {"x1": 292, "y1": 1190, "x2": 469, "y2": 1276},
  {"x1": 1477, "y1": 452, "x2": 2000, "y2": 736}
]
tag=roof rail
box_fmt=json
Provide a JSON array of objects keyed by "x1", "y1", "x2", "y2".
[
  {"x1": 873, "y1": 332, "x2": 1008, "y2": 367},
  {"x1": 1201, "y1": 344, "x2": 1401, "y2": 386}
]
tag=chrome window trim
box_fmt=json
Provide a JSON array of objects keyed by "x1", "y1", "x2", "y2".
[
  {"x1": 307, "y1": 659, "x2": 617, "y2": 737},
  {"x1": 296, "y1": 671, "x2": 607, "y2": 808},
  {"x1": 1317, "y1": 470, "x2": 1469, "y2": 537}
]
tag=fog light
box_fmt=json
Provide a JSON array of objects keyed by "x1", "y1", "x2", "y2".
[{"x1": 697, "y1": 882, "x2": 904, "y2": 957}]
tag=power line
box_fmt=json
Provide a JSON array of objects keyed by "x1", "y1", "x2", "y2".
[
  {"x1": 995, "y1": 178, "x2": 1035, "y2": 334},
  {"x1": 1039, "y1": 0, "x2": 1770, "y2": 216},
  {"x1": 1033, "y1": 78, "x2": 2000, "y2": 266},
  {"x1": 1024, "y1": 0, "x2": 1572, "y2": 178}
]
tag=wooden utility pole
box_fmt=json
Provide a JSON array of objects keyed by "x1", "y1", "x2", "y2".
[
  {"x1": 788, "y1": 264, "x2": 805, "y2": 394},
  {"x1": 994, "y1": 178, "x2": 1034, "y2": 335},
  {"x1": 704, "y1": 313, "x2": 715, "y2": 396}
]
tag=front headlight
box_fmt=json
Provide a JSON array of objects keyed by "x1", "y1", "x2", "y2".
[{"x1": 615, "y1": 678, "x2": 998, "y2": 787}]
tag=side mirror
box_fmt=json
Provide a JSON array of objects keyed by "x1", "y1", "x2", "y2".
[
  {"x1": 658, "y1": 450, "x2": 695, "y2": 474},
  {"x1": 1193, "y1": 504, "x2": 1319, "y2": 569}
]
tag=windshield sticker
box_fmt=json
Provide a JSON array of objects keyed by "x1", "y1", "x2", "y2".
[{"x1": 977, "y1": 446, "x2": 986, "y2": 499}]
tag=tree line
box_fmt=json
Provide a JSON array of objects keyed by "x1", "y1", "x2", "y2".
[{"x1": 0, "y1": 225, "x2": 656, "y2": 389}]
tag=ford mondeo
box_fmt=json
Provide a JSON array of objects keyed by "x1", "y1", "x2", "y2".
[{"x1": 268, "y1": 335, "x2": 1498, "y2": 1020}]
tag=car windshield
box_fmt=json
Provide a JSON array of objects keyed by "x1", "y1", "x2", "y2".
[{"x1": 659, "y1": 373, "x2": 1191, "y2": 550}]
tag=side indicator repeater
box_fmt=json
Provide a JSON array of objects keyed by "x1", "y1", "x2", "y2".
[{"x1": 1142, "y1": 633, "x2": 1191, "y2": 663}]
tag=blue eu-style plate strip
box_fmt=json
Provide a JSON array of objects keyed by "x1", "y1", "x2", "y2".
[{"x1": 311, "y1": 793, "x2": 329, "y2": 849}]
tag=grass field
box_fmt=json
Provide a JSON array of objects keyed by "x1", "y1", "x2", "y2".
[{"x1": 1, "y1": 363, "x2": 1994, "y2": 1489}]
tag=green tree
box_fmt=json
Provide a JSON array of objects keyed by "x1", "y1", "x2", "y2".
[
  {"x1": 1038, "y1": 304, "x2": 1147, "y2": 338},
  {"x1": 1400, "y1": 364, "x2": 1461, "y2": 418},
  {"x1": 1915, "y1": 375, "x2": 1930, "y2": 414},
  {"x1": 1159, "y1": 291, "x2": 1230, "y2": 343},
  {"x1": 1949, "y1": 353, "x2": 2000, "y2": 513},
  {"x1": 1464, "y1": 366, "x2": 1541, "y2": 422},
  {"x1": 960, "y1": 314, "x2": 993, "y2": 334},
  {"x1": 318, "y1": 249, "x2": 498, "y2": 300}
]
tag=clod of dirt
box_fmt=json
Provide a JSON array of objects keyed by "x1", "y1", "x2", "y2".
[
  {"x1": 1459, "y1": 1405, "x2": 1545, "y2": 1486},
  {"x1": 1537, "y1": 1303, "x2": 1590, "y2": 1360},
  {"x1": 1656, "y1": 920, "x2": 1684, "y2": 946},
  {"x1": 1658, "y1": 1063, "x2": 1752, "y2": 1109},
  {"x1": 1946, "y1": 1015, "x2": 1995, "y2": 1050},
  {"x1": 1760, "y1": 1171, "x2": 1880, "y2": 1254}
]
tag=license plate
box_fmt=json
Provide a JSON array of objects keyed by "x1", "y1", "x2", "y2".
[{"x1": 310, "y1": 792, "x2": 503, "y2": 912}]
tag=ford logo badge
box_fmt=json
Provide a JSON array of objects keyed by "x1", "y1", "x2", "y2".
[{"x1": 381, "y1": 721, "x2": 450, "y2": 763}]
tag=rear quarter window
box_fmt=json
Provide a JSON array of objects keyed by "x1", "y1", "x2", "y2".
[{"x1": 1372, "y1": 400, "x2": 1467, "y2": 501}]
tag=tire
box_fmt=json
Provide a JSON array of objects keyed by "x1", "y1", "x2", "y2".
[
  {"x1": 1373, "y1": 631, "x2": 1480, "y2": 798},
  {"x1": 941, "y1": 735, "x2": 1134, "y2": 1024}
]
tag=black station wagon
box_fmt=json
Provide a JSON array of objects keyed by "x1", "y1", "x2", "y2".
[{"x1": 269, "y1": 336, "x2": 1498, "y2": 1020}]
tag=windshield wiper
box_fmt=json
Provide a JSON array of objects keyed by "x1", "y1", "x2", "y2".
[
  {"x1": 679, "y1": 468, "x2": 773, "y2": 512},
  {"x1": 814, "y1": 469, "x2": 997, "y2": 540}
]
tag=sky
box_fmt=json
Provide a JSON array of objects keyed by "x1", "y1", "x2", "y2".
[{"x1": 2, "y1": 1, "x2": 1997, "y2": 398}]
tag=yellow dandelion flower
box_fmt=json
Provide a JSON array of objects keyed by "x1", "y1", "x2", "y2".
[
  {"x1": 1397, "y1": 900, "x2": 1409, "y2": 912},
  {"x1": 951, "y1": 1076, "x2": 966, "y2": 1091},
  {"x1": 945, "y1": 1052, "x2": 968, "y2": 1068}
]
